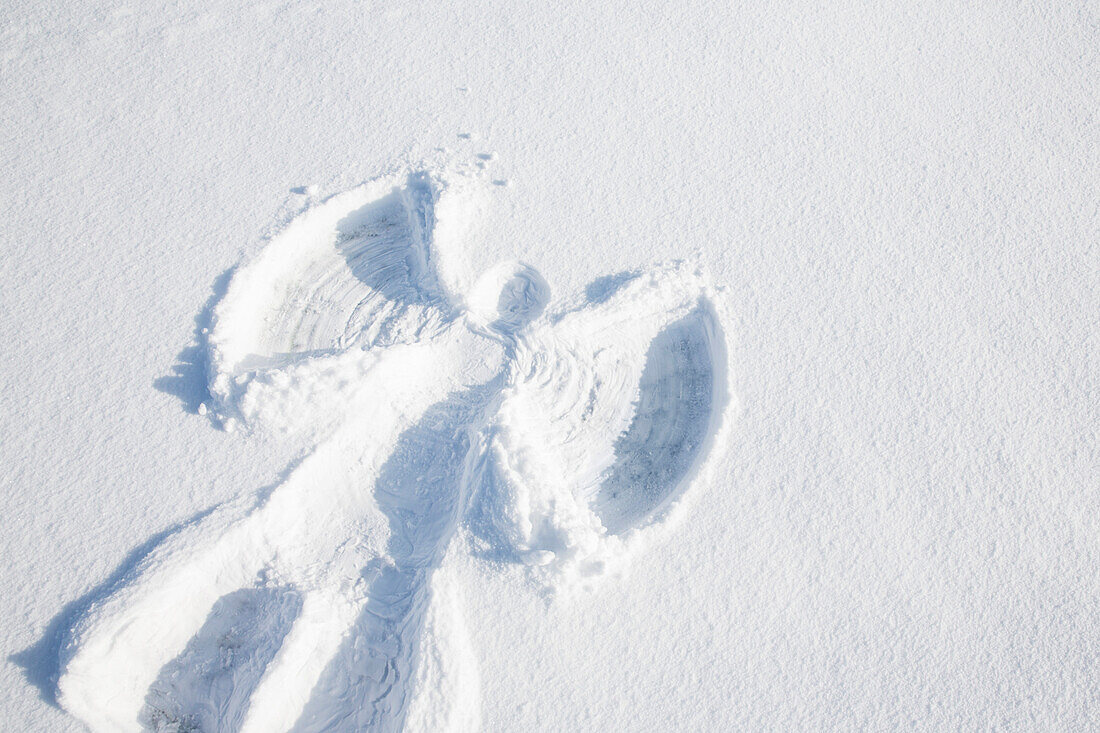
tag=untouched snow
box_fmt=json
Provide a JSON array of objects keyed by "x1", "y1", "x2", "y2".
[{"x1": 2, "y1": 0, "x2": 1097, "y2": 730}]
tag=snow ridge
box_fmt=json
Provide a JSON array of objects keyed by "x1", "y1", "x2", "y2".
[{"x1": 57, "y1": 169, "x2": 734, "y2": 732}]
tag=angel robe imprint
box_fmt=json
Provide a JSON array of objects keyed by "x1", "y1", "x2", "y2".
[{"x1": 57, "y1": 170, "x2": 734, "y2": 733}]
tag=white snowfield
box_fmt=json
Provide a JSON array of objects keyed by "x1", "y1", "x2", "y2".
[
  {"x1": 4, "y1": 0, "x2": 1097, "y2": 730},
  {"x1": 57, "y1": 171, "x2": 734, "y2": 732}
]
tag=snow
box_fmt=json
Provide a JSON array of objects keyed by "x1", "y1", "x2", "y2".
[
  {"x1": 55, "y1": 171, "x2": 732, "y2": 730},
  {"x1": 2, "y1": 0, "x2": 1097, "y2": 731}
]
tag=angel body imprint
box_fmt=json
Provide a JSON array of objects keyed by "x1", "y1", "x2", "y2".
[{"x1": 58, "y1": 171, "x2": 733, "y2": 732}]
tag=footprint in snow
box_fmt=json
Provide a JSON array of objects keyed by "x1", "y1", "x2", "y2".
[{"x1": 56, "y1": 170, "x2": 734, "y2": 732}]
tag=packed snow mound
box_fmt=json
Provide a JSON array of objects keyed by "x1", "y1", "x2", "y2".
[
  {"x1": 56, "y1": 169, "x2": 735, "y2": 732},
  {"x1": 465, "y1": 260, "x2": 550, "y2": 334}
]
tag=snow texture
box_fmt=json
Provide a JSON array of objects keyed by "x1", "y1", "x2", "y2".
[
  {"x1": 55, "y1": 171, "x2": 732, "y2": 731},
  {"x1": 2, "y1": 0, "x2": 1097, "y2": 731}
]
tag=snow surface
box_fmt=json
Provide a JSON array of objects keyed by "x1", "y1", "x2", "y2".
[
  {"x1": 2, "y1": 0, "x2": 1098, "y2": 730},
  {"x1": 55, "y1": 170, "x2": 733, "y2": 731}
]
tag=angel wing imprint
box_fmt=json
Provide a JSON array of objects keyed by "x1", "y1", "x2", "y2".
[
  {"x1": 55, "y1": 170, "x2": 734, "y2": 733},
  {"x1": 469, "y1": 265, "x2": 731, "y2": 580}
]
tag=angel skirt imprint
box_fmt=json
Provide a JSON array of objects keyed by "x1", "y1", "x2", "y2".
[{"x1": 55, "y1": 169, "x2": 735, "y2": 733}]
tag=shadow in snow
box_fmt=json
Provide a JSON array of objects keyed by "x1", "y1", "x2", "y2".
[
  {"x1": 595, "y1": 307, "x2": 719, "y2": 534},
  {"x1": 153, "y1": 266, "x2": 235, "y2": 416},
  {"x1": 333, "y1": 171, "x2": 439, "y2": 309},
  {"x1": 8, "y1": 505, "x2": 218, "y2": 708},
  {"x1": 584, "y1": 270, "x2": 640, "y2": 306},
  {"x1": 9, "y1": 453, "x2": 309, "y2": 711},
  {"x1": 293, "y1": 379, "x2": 498, "y2": 732},
  {"x1": 141, "y1": 587, "x2": 303, "y2": 733},
  {"x1": 236, "y1": 173, "x2": 450, "y2": 376}
]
